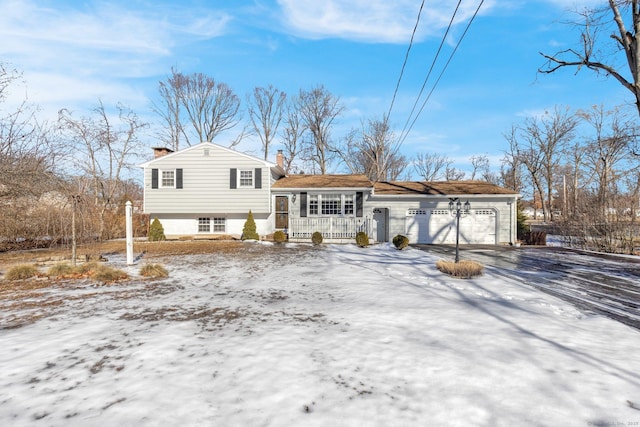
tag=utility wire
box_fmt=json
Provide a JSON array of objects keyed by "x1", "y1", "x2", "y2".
[
  {"x1": 397, "y1": 0, "x2": 463, "y2": 145},
  {"x1": 386, "y1": 0, "x2": 426, "y2": 122},
  {"x1": 399, "y1": 0, "x2": 485, "y2": 147}
]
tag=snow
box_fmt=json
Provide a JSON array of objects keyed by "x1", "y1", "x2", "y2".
[{"x1": 1, "y1": 242, "x2": 639, "y2": 426}]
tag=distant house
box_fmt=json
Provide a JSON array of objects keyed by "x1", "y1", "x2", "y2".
[{"x1": 140, "y1": 141, "x2": 520, "y2": 244}]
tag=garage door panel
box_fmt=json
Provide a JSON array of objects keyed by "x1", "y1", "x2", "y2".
[{"x1": 406, "y1": 208, "x2": 496, "y2": 244}]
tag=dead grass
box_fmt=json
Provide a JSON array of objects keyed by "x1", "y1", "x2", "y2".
[
  {"x1": 91, "y1": 265, "x2": 128, "y2": 282},
  {"x1": 5, "y1": 264, "x2": 39, "y2": 280},
  {"x1": 436, "y1": 259, "x2": 484, "y2": 279},
  {"x1": 139, "y1": 263, "x2": 169, "y2": 279}
]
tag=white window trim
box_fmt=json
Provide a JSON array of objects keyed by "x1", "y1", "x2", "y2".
[
  {"x1": 160, "y1": 169, "x2": 176, "y2": 188},
  {"x1": 197, "y1": 217, "x2": 226, "y2": 233},
  {"x1": 308, "y1": 193, "x2": 356, "y2": 217},
  {"x1": 213, "y1": 217, "x2": 226, "y2": 233},
  {"x1": 238, "y1": 169, "x2": 254, "y2": 188},
  {"x1": 198, "y1": 217, "x2": 211, "y2": 233}
]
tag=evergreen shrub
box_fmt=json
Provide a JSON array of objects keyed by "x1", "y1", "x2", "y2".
[
  {"x1": 148, "y1": 218, "x2": 166, "y2": 241},
  {"x1": 273, "y1": 230, "x2": 287, "y2": 243},
  {"x1": 392, "y1": 234, "x2": 409, "y2": 250},
  {"x1": 242, "y1": 210, "x2": 260, "y2": 241}
]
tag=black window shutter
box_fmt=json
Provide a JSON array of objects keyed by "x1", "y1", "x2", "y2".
[
  {"x1": 151, "y1": 169, "x2": 158, "y2": 189},
  {"x1": 356, "y1": 192, "x2": 363, "y2": 217},
  {"x1": 254, "y1": 168, "x2": 262, "y2": 189},
  {"x1": 176, "y1": 168, "x2": 183, "y2": 189},
  {"x1": 300, "y1": 192, "x2": 307, "y2": 217},
  {"x1": 230, "y1": 168, "x2": 237, "y2": 189}
]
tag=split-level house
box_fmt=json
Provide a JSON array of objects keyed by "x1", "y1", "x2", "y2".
[{"x1": 140, "y1": 141, "x2": 520, "y2": 244}]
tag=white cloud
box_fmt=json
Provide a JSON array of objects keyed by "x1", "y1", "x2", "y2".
[
  {"x1": 276, "y1": 0, "x2": 497, "y2": 43},
  {"x1": 0, "y1": 0, "x2": 231, "y2": 118}
]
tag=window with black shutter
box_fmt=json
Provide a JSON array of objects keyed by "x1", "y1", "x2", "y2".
[
  {"x1": 151, "y1": 169, "x2": 158, "y2": 189},
  {"x1": 356, "y1": 192, "x2": 363, "y2": 217}
]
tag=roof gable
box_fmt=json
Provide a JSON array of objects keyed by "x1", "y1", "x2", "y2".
[{"x1": 138, "y1": 141, "x2": 276, "y2": 168}]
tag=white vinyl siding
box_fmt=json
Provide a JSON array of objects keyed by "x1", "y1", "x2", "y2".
[{"x1": 143, "y1": 143, "x2": 271, "y2": 214}]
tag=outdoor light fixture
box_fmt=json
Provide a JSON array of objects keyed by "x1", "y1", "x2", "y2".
[
  {"x1": 292, "y1": 194, "x2": 297, "y2": 203},
  {"x1": 449, "y1": 198, "x2": 471, "y2": 263}
]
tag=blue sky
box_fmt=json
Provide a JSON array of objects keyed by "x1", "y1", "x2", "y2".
[{"x1": 1, "y1": 0, "x2": 631, "y2": 177}]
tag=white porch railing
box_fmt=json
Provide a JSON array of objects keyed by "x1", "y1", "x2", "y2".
[{"x1": 289, "y1": 217, "x2": 372, "y2": 241}]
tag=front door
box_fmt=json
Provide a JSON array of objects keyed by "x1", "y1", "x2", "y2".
[
  {"x1": 373, "y1": 208, "x2": 389, "y2": 242},
  {"x1": 275, "y1": 196, "x2": 289, "y2": 229}
]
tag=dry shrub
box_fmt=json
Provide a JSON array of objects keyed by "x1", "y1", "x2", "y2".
[
  {"x1": 75, "y1": 262, "x2": 99, "y2": 275},
  {"x1": 47, "y1": 263, "x2": 74, "y2": 277},
  {"x1": 140, "y1": 263, "x2": 169, "y2": 278},
  {"x1": 436, "y1": 259, "x2": 484, "y2": 278},
  {"x1": 6, "y1": 264, "x2": 39, "y2": 280},
  {"x1": 91, "y1": 265, "x2": 128, "y2": 282},
  {"x1": 311, "y1": 231, "x2": 323, "y2": 245}
]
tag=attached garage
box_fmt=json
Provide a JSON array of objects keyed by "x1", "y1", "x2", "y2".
[
  {"x1": 372, "y1": 181, "x2": 519, "y2": 245},
  {"x1": 405, "y1": 208, "x2": 497, "y2": 244}
]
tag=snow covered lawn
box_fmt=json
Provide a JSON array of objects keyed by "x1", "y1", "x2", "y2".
[{"x1": 1, "y1": 243, "x2": 639, "y2": 426}]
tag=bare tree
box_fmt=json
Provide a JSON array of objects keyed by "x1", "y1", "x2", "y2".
[
  {"x1": 280, "y1": 97, "x2": 306, "y2": 174},
  {"x1": 578, "y1": 104, "x2": 638, "y2": 218},
  {"x1": 413, "y1": 152, "x2": 451, "y2": 181},
  {"x1": 154, "y1": 67, "x2": 183, "y2": 151},
  {"x1": 247, "y1": 85, "x2": 286, "y2": 160},
  {"x1": 336, "y1": 116, "x2": 407, "y2": 181},
  {"x1": 0, "y1": 64, "x2": 58, "y2": 201},
  {"x1": 155, "y1": 69, "x2": 241, "y2": 148},
  {"x1": 470, "y1": 154, "x2": 490, "y2": 180},
  {"x1": 297, "y1": 85, "x2": 344, "y2": 174},
  {"x1": 58, "y1": 101, "x2": 147, "y2": 239},
  {"x1": 539, "y1": 1, "x2": 640, "y2": 118},
  {"x1": 445, "y1": 166, "x2": 466, "y2": 181},
  {"x1": 506, "y1": 108, "x2": 578, "y2": 221}
]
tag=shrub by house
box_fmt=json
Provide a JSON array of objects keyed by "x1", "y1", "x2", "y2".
[{"x1": 242, "y1": 210, "x2": 260, "y2": 241}]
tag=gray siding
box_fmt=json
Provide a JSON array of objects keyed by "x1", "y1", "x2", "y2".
[
  {"x1": 366, "y1": 195, "x2": 517, "y2": 244},
  {"x1": 143, "y1": 144, "x2": 271, "y2": 214}
]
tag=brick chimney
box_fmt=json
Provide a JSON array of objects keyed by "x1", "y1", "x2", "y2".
[
  {"x1": 152, "y1": 147, "x2": 174, "y2": 158},
  {"x1": 276, "y1": 150, "x2": 284, "y2": 169}
]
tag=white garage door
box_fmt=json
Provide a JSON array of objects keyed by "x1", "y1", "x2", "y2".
[{"x1": 405, "y1": 209, "x2": 496, "y2": 244}]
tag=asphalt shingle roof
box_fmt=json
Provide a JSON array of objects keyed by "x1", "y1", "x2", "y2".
[{"x1": 272, "y1": 174, "x2": 372, "y2": 189}]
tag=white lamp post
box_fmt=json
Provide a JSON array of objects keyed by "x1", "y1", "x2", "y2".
[{"x1": 448, "y1": 198, "x2": 470, "y2": 263}]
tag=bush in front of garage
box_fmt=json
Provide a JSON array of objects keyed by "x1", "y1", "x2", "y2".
[
  {"x1": 392, "y1": 234, "x2": 409, "y2": 250},
  {"x1": 436, "y1": 259, "x2": 484, "y2": 279}
]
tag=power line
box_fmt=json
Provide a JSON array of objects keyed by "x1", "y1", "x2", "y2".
[
  {"x1": 397, "y1": 0, "x2": 463, "y2": 145},
  {"x1": 399, "y1": 0, "x2": 485, "y2": 147},
  {"x1": 386, "y1": 0, "x2": 426, "y2": 122}
]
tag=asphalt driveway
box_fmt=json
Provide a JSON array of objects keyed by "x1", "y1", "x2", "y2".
[{"x1": 413, "y1": 244, "x2": 640, "y2": 330}]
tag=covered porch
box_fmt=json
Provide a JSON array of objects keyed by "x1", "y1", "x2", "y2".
[{"x1": 287, "y1": 217, "x2": 373, "y2": 243}]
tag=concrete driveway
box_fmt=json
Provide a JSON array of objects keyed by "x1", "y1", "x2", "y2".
[{"x1": 413, "y1": 244, "x2": 640, "y2": 330}]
